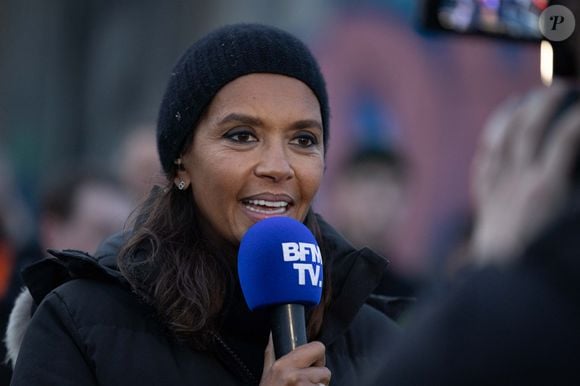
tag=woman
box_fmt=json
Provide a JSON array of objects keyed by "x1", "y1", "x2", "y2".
[{"x1": 8, "y1": 24, "x2": 399, "y2": 385}]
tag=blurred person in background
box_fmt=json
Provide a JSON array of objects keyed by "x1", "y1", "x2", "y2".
[
  {"x1": 329, "y1": 148, "x2": 409, "y2": 260},
  {"x1": 0, "y1": 218, "x2": 14, "y2": 312},
  {"x1": 373, "y1": 80, "x2": 580, "y2": 385},
  {"x1": 38, "y1": 170, "x2": 132, "y2": 254},
  {"x1": 369, "y1": 1, "x2": 580, "y2": 383},
  {"x1": 115, "y1": 124, "x2": 165, "y2": 206},
  {"x1": 4, "y1": 169, "x2": 133, "y2": 380},
  {"x1": 0, "y1": 152, "x2": 40, "y2": 386},
  {"x1": 328, "y1": 147, "x2": 418, "y2": 319},
  {"x1": 0, "y1": 153, "x2": 36, "y2": 254},
  {"x1": 7, "y1": 24, "x2": 400, "y2": 386},
  {"x1": 0, "y1": 214, "x2": 16, "y2": 385}
]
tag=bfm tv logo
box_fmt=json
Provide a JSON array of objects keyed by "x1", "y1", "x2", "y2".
[{"x1": 281, "y1": 242, "x2": 322, "y2": 288}]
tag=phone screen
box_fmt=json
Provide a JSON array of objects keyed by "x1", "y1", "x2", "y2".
[{"x1": 421, "y1": 0, "x2": 549, "y2": 41}]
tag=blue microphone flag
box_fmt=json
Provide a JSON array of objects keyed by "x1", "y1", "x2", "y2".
[{"x1": 238, "y1": 217, "x2": 323, "y2": 311}]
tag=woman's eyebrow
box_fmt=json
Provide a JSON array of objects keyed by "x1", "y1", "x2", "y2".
[
  {"x1": 291, "y1": 119, "x2": 323, "y2": 132},
  {"x1": 218, "y1": 113, "x2": 322, "y2": 132},
  {"x1": 218, "y1": 113, "x2": 263, "y2": 127}
]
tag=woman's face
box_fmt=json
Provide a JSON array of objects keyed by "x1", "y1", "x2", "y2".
[{"x1": 178, "y1": 73, "x2": 325, "y2": 244}]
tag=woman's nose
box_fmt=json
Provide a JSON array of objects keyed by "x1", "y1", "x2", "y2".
[{"x1": 253, "y1": 142, "x2": 295, "y2": 182}]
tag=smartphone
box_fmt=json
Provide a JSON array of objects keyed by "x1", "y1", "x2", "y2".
[
  {"x1": 419, "y1": 0, "x2": 577, "y2": 79},
  {"x1": 419, "y1": 0, "x2": 548, "y2": 42}
]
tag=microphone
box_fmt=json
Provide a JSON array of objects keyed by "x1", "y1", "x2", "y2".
[{"x1": 238, "y1": 217, "x2": 323, "y2": 358}]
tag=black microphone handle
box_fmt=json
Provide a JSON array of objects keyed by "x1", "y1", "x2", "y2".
[{"x1": 270, "y1": 303, "x2": 307, "y2": 359}]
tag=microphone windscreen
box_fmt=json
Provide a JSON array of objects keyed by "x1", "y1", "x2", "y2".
[{"x1": 238, "y1": 217, "x2": 323, "y2": 311}]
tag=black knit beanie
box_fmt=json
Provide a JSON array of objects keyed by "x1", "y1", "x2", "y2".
[{"x1": 156, "y1": 23, "x2": 329, "y2": 175}]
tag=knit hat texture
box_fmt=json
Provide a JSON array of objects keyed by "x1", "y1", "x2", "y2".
[{"x1": 157, "y1": 23, "x2": 329, "y2": 174}]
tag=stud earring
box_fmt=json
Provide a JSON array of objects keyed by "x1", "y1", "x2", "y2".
[{"x1": 177, "y1": 180, "x2": 186, "y2": 190}]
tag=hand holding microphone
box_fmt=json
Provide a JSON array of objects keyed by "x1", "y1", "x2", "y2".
[
  {"x1": 238, "y1": 217, "x2": 331, "y2": 385},
  {"x1": 260, "y1": 335, "x2": 330, "y2": 386}
]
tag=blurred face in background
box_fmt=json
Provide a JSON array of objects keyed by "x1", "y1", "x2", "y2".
[
  {"x1": 119, "y1": 127, "x2": 164, "y2": 203},
  {"x1": 41, "y1": 182, "x2": 132, "y2": 253},
  {"x1": 177, "y1": 73, "x2": 325, "y2": 244},
  {"x1": 331, "y1": 163, "x2": 407, "y2": 254}
]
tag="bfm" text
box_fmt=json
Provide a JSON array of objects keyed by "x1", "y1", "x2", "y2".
[{"x1": 281, "y1": 242, "x2": 323, "y2": 287}]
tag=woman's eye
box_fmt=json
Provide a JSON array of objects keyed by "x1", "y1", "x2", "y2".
[
  {"x1": 225, "y1": 130, "x2": 258, "y2": 143},
  {"x1": 291, "y1": 133, "x2": 318, "y2": 148}
]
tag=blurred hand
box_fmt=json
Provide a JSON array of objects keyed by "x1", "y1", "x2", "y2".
[
  {"x1": 260, "y1": 335, "x2": 331, "y2": 386},
  {"x1": 470, "y1": 82, "x2": 580, "y2": 264}
]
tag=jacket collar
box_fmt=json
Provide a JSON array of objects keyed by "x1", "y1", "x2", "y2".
[
  {"x1": 23, "y1": 214, "x2": 389, "y2": 347},
  {"x1": 314, "y1": 215, "x2": 389, "y2": 345}
]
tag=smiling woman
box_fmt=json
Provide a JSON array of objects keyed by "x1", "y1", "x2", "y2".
[
  {"x1": 8, "y1": 24, "x2": 399, "y2": 386},
  {"x1": 179, "y1": 73, "x2": 324, "y2": 243}
]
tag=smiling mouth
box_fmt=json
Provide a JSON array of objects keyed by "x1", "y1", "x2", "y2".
[{"x1": 242, "y1": 199, "x2": 290, "y2": 215}]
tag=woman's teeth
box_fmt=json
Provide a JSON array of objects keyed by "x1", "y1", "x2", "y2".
[
  {"x1": 245, "y1": 199, "x2": 288, "y2": 208},
  {"x1": 243, "y1": 199, "x2": 289, "y2": 214}
]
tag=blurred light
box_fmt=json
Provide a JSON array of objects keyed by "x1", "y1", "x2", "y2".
[{"x1": 540, "y1": 40, "x2": 553, "y2": 86}]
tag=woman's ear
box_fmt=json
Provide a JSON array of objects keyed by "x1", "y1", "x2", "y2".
[{"x1": 173, "y1": 158, "x2": 191, "y2": 190}]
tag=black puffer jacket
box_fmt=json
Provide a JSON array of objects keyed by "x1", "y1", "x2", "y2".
[{"x1": 9, "y1": 217, "x2": 400, "y2": 386}]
